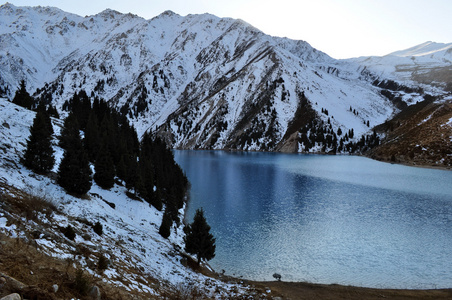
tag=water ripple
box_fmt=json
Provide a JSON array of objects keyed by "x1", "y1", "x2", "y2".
[{"x1": 176, "y1": 151, "x2": 452, "y2": 289}]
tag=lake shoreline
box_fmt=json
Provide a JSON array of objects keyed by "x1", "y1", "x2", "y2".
[
  {"x1": 249, "y1": 280, "x2": 452, "y2": 299},
  {"x1": 198, "y1": 263, "x2": 452, "y2": 299},
  {"x1": 174, "y1": 147, "x2": 452, "y2": 171}
]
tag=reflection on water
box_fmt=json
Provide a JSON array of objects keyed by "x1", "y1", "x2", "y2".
[{"x1": 174, "y1": 151, "x2": 452, "y2": 289}]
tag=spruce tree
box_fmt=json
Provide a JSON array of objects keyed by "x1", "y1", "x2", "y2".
[
  {"x1": 38, "y1": 103, "x2": 54, "y2": 136},
  {"x1": 93, "y1": 142, "x2": 115, "y2": 189},
  {"x1": 184, "y1": 208, "x2": 216, "y2": 265},
  {"x1": 159, "y1": 211, "x2": 172, "y2": 239},
  {"x1": 57, "y1": 118, "x2": 92, "y2": 196},
  {"x1": 84, "y1": 112, "x2": 100, "y2": 162},
  {"x1": 59, "y1": 112, "x2": 79, "y2": 150},
  {"x1": 12, "y1": 80, "x2": 34, "y2": 109},
  {"x1": 22, "y1": 107, "x2": 55, "y2": 174}
]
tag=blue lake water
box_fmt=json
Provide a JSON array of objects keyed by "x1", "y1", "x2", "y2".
[{"x1": 174, "y1": 150, "x2": 452, "y2": 289}]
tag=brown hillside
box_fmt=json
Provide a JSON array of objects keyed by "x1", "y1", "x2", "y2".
[{"x1": 369, "y1": 96, "x2": 452, "y2": 168}]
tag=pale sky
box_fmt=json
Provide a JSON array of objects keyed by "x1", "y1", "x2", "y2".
[{"x1": 6, "y1": 0, "x2": 452, "y2": 59}]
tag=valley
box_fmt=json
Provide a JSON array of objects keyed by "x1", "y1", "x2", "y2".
[{"x1": 0, "y1": 2, "x2": 451, "y2": 299}]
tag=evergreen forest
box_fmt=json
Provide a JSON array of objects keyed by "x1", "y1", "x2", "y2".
[{"x1": 22, "y1": 87, "x2": 189, "y2": 237}]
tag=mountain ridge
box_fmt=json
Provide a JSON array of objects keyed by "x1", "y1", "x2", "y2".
[
  {"x1": 0, "y1": 3, "x2": 450, "y2": 157},
  {"x1": 388, "y1": 41, "x2": 452, "y2": 57}
]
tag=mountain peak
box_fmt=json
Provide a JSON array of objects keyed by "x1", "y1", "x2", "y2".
[
  {"x1": 388, "y1": 41, "x2": 452, "y2": 57},
  {"x1": 96, "y1": 8, "x2": 123, "y2": 18},
  {"x1": 0, "y1": 2, "x2": 19, "y2": 14},
  {"x1": 159, "y1": 10, "x2": 179, "y2": 18},
  {"x1": 0, "y1": 2, "x2": 14, "y2": 9}
]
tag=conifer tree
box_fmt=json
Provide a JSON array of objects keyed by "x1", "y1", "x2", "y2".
[
  {"x1": 84, "y1": 112, "x2": 100, "y2": 162},
  {"x1": 41, "y1": 105, "x2": 54, "y2": 136},
  {"x1": 12, "y1": 80, "x2": 34, "y2": 109},
  {"x1": 158, "y1": 211, "x2": 172, "y2": 238},
  {"x1": 57, "y1": 117, "x2": 92, "y2": 195},
  {"x1": 184, "y1": 208, "x2": 216, "y2": 265},
  {"x1": 116, "y1": 155, "x2": 128, "y2": 182},
  {"x1": 93, "y1": 141, "x2": 115, "y2": 189},
  {"x1": 47, "y1": 104, "x2": 59, "y2": 118},
  {"x1": 22, "y1": 107, "x2": 55, "y2": 174},
  {"x1": 59, "y1": 112, "x2": 79, "y2": 150}
]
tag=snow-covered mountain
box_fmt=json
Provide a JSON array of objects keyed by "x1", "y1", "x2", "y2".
[
  {"x1": 347, "y1": 41, "x2": 452, "y2": 93},
  {"x1": 389, "y1": 41, "x2": 452, "y2": 57},
  {"x1": 0, "y1": 3, "x2": 449, "y2": 153}
]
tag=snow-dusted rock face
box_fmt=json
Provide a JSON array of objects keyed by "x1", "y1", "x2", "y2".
[{"x1": 0, "y1": 3, "x2": 446, "y2": 152}]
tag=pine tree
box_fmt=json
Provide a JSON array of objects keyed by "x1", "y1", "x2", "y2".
[
  {"x1": 84, "y1": 112, "x2": 100, "y2": 162},
  {"x1": 22, "y1": 107, "x2": 55, "y2": 174},
  {"x1": 12, "y1": 80, "x2": 34, "y2": 109},
  {"x1": 59, "y1": 112, "x2": 79, "y2": 150},
  {"x1": 38, "y1": 103, "x2": 54, "y2": 136},
  {"x1": 93, "y1": 142, "x2": 115, "y2": 189},
  {"x1": 57, "y1": 118, "x2": 92, "y2": 196},
  {"x1": 184, "y1": 208, "x2": 216, "y2": 265},
  {"x1": 116, "y1": 155, "x2": 127, "y2": 182},
  {"x1": 159, "y1": 211, "x2": 172, "y2": 239}
]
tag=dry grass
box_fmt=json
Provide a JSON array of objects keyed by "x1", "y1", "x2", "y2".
[
  {"x1": 250, "y1": 280, "x2": 452, "y2": 300},
  {"x1": 0, "y1": 182, "x2": 161, "y2": 299},
  {"x1": 0, "y1": 231, "x2": 163, "y2": 300},
  {"x1": 369, "y1": 98, "x2": 452, "y2": 168},
  {"x1": 0, "y1": 183, "x2": 58, "y2": 223}
]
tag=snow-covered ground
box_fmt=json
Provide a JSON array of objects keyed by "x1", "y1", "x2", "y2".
[{"x1": 0, "y1": 97, "x2": 258, "y2": 298}]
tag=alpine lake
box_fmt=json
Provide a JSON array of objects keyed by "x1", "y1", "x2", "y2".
[{"x1": 174, "y1": 150, "x2": 452, "y2": 289}]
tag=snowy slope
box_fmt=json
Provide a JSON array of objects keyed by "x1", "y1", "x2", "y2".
[
  {"x1": 389, "y1": 41, "x2": 452, "y2": 57},
  {"x1": 0, "y1": 97, "x2": 254, "y2": 297}
]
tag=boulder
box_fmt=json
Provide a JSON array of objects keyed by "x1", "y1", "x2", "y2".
[
  {"x1": 0, "y1": 293, "x2": 21, "y2": 300},
  {"x1": 88, "y1": 285, "x2": 101, "y2": 300}
]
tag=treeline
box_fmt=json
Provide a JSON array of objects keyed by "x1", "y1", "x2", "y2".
[
  {"x1": 21, "y1": 86, "x2": 188, "y2": 237},
  {"x1": 298, "y1": 118, "x2": 380, "y2": 154}
]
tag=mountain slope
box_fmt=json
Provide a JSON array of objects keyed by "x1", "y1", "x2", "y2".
[
  {"x1": 1, "y1": 3, "x2": 450, "y2": 159},
  {"x1": 368, "y1": 94, "x2": 452, "y2": 167},
  {"x1": 347, "y1": 41, "x2": 452, "y2": 93},
  {"x1": 0, "y1": 97, "x2": 261, "y2": 298},
  {"x1": 389, "y1": 41, "x2": 452, "y2": 57},
  {"x1": 0, "y1": 3, "x2": 414, "y2": 153}
]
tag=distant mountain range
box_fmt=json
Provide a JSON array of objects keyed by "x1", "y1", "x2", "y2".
[{"x1": 0, "y1": 3, "x2": 451, "y2": 166}]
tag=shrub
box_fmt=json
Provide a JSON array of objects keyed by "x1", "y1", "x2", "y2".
[
  {"x1": 63, "y1": 225, "x2": 76, "y2": 241},
  {"x1": 14, "y1": 187, "x2": 57, "y2": 222},
  {"x1": 98, "y1": 254, "x2": 109, "y2": 272},
  {"x1": 73, "y1": 269, "x2": 91, "y2": 297},
  {"x1": 92, "y1": 221, "x2": 103, "y2": 236}
]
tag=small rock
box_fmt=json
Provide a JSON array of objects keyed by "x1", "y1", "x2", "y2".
[
  {"x1": 0, "y1": 276, "x2": 6, "y2": 288},
  {"x1": 88, "y1": 285, "x2": 101, "y2": 300},
  {"x1": 0, "y1": 293, "x2": 21, "y2": 300},
  {"x1": 52, "y1": 284, "x2": 59, "y2": 293}
]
